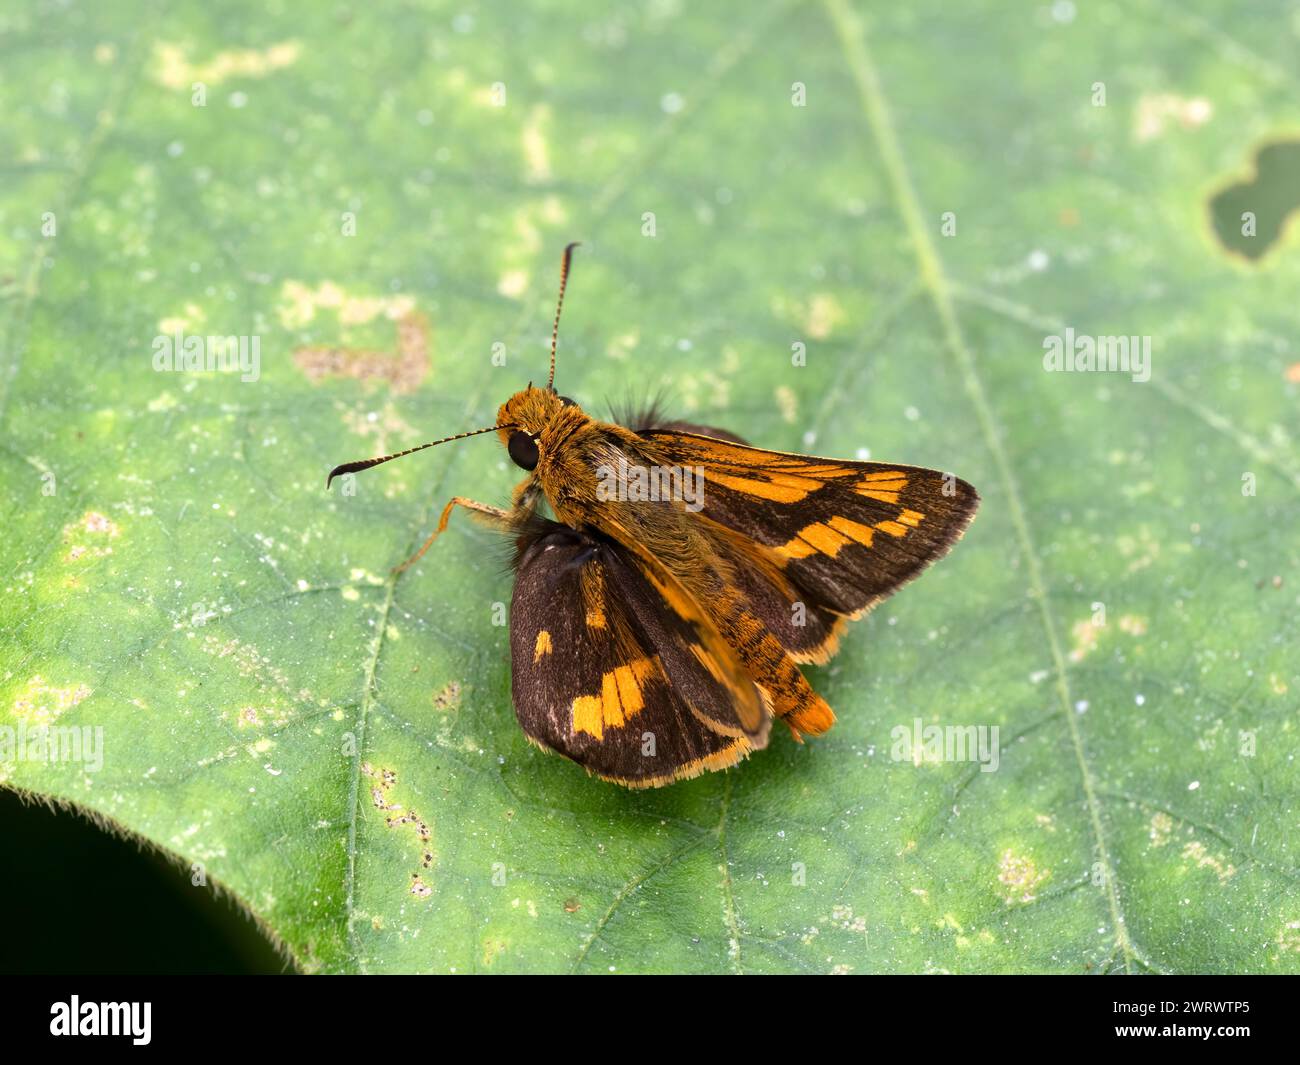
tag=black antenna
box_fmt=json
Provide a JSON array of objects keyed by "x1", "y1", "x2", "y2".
[
  {"x1": 547, "y1": 241, "x2": 580, "y2": 391},
  {"x1": 326, "y1": 424, "x2": 514, "y2": 489}
]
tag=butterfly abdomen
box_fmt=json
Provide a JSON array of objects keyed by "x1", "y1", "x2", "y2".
[{"x1": 709, "y1": 587, "x2": 836, "y2": 739}]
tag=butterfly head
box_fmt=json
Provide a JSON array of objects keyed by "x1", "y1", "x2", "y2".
[{"x1": 497, "y1": 386, "x2": 584, "y2": 472}]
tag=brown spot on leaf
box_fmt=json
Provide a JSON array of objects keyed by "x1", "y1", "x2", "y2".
[
  {"x1": 294, "y1": 311, "x2": 430, "y2": 393},
  {"x1": 367, "y1": 764, "x2": 435, "y2": 887},
  {"x1": 433, "y1": 680, "x2": 462, "y2": 712}
]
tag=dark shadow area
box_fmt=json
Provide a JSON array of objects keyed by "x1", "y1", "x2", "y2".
[{"x1": 0, "y1": 787, "x2": 287, "y2": 974}]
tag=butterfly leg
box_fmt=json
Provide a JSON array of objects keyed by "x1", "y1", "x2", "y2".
[{"x1": 393, "y1": 497, "x2": 511, "y2": 574}]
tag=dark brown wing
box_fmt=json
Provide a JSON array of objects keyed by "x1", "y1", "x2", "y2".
[
  {"x1": 637, "y1": 426, "x2": 980, "y2": 663},
  {"x1": 509, "y1": 516, "x2": 770, "y2": 787}
]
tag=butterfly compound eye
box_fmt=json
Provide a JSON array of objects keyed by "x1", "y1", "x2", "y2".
[{"x1": 508, "y1": 431, "x2": 539, "y2": 471}]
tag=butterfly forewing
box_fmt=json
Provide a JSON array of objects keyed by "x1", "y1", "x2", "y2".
[{"x1": 636, "y1": 427, "x2": 981, "y2": 662}]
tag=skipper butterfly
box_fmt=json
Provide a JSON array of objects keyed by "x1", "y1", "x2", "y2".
[{"x1": 328, "y1": 245, "x2": 979, "y2": 787}]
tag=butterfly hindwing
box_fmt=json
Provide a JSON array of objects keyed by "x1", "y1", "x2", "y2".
[{"x1": 509, "y1": 516, "x2": 770, "y2": 787}]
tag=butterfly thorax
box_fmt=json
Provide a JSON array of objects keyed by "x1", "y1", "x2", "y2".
[
  {"x1": 496, "y1": 386, "x2": 652, "y2": 528},
  {"x1": 550, "y1": 426, "x2": 729, "y2": 594}
]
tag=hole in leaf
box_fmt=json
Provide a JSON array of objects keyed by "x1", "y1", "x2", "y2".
[{"x1": 1209, "y1": 138, "x2": 1300, "y2": 262}]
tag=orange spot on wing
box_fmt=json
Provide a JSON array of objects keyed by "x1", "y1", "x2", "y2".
[
  {"x1": 571, "y1": 657, "x2": 656, "y2": 739},
  {"x1": 856, "y1": 471, "x2": 907, "y2": 503},
  {"x1": 600, "y1": 671, "x2": 621, "y2": 718},
  {"x1": 775, "y1": 536, "x2": 818, "y2": 560},
  {"x1": 792, "y1": 463, "x2": 857, "y2": 478},
  {"x1": 776, "y1": 519, "x2": 873, "y2": 559},
  {"x1": 709, "y1": 472, "x2": 812, "y2": 502},
  {"x1": 571, "y1": 695, "x2": 603, "y2": 738},
  {"x1": 764, "y1": 471, "x2": 828, "y2": 491},
  {"x1": 533, "y1": 630, "x2": 553, "y2": 662},
  {"x1": 614, "y1": 664, "x2": 645, "y2": 715},
  {"x1": 797, "y1": 522, "x2": 852, "y2": 556},
  {"x1": 827, "y1": 515, "x2": 876, "y2": 546},
  {"x1": 859, "y1": 470, "x2": 908, "y2": 484}
]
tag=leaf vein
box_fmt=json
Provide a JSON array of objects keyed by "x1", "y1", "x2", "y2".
[{"x1": 824, "y1": 0, "x2": 1136, "y2": 972}]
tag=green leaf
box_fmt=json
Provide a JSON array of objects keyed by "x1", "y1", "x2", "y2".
[{"x1": 3, "y1": 0, "x2": 1297, "y2": 974}]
